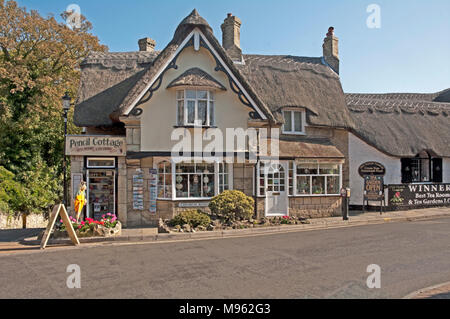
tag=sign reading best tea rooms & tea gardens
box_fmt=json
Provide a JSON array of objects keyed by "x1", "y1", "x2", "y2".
[{"x1": 388, "y1": 183, "x2": 450, "y2": 208}]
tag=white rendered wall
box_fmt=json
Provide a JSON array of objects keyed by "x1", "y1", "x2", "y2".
[
  {"x1": 444, "y1": 158, "x2": 450, "y2": 183},
  {"x1": 348, "y1": 133, "x2": 401, "y2": 206}
]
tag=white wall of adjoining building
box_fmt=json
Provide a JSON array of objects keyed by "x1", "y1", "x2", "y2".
[
  {"x1": 444, "y1": 158, "x2": 450, "y2": 183},
  {"x1": 348, "y1": 133, "x2": 401, "y2": 206}
]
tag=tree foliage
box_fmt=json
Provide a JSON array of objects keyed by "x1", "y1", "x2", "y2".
[{"x1": 0, "y1": 0, "x2": 107, "y2": 214}]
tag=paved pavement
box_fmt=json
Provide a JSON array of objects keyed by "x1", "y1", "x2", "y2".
[
  {"x1": 8, "y1": 207, "x2": 450, "y2": 249},
  {"x1": 406, "y1": 282, "x2": 450, "y2": 299},
  {"x1": 0, "y1": 216, "x2": 449, "y2": 298}
]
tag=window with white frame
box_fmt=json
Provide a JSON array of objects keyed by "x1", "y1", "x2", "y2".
[
  {"x1": 177, "y1": 90, "x2": 215, "y2": 127},
  {"x1": 296, "y1": 162, "x2": 341, "y2": 195},
  {"x1": 175, "y1": 162, "x2": 216, "y2": 199},
  {"x1": 258, "y1": 162, "x2": 286, "y2": 196},
  {"x1": 157, "y1": 161, "x2": 172, "y2": 199},
  {"x1": 218, "y1": 163, "x2": 230, "y2": 193},
  {"x1": 282, "y1": 109, "x2": 305, "y2": 134},
  {"x1": 257, "y1": 161, "x2": 342, "y2": 196}
]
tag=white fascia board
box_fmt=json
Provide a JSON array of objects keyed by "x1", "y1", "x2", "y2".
[
  {"x1": 124, "y1": 28, "x2": 267, "y2": 120},
  {"x1": 124, "y1": 29, "x2": 196, "y2": 115},
  {"x1": 199, "y1": 31, "x2": 267, "y2": 120}
]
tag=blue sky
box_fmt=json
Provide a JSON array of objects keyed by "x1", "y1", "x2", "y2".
[{"x1": 17, "y1": 0, "x2": 450, "y2": 93}]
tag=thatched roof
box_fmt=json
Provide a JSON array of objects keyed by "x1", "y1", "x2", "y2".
[
  {"x1": 346, "y1": 91, "x2": 450, "y2": 157},
  {"x1": 112, "y1": 9, "x2": 276, "y2": 123},
  {"x1": 276, "y1": 137, "x2": 344, "y2": 158},
  {"x1": 74, "y1": 9, "x2": 352, "y2": 129},
  {"x1": 167, "y1": 67, "x2": 226, "y2": 90},
  {"x1": 236, "y1": 55, "x2": 355, "y2": 129},
  {"x1": 74, "y1": 52, "x2": 158, "y2": 126}
]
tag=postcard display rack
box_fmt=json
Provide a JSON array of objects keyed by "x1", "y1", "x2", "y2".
[
  {"x1": 88, "y1": 170, "x2": 115, "y2": 220},
  {"x1": 133, "y1": 170, "x2": 144, "y2": 210}
]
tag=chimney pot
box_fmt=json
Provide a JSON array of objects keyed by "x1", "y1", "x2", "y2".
[
  {"x1": 322, "y1": 27, "x2": 339, "y2": 74},
  {"x1": 221, "y1": 13, "x2": 242, "y2": 62},
  {"x1": 138, "y1": 37, "x2": 156, "y2": 52}
]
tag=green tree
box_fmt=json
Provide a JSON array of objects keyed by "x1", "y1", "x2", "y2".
[{"x1": 0, "y1": 0, "x2": 107, "y2": 214}]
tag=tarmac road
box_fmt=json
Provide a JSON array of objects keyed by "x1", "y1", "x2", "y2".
[{"x1": 0, "y1": 217, "x2": 449, "y2": 299}]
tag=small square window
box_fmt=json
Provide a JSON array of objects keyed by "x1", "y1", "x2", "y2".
[{"x1": 282, "y1": 109, "x2": 305, "y2": 134}]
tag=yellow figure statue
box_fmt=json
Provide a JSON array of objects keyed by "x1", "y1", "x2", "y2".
[{"x1": 74, "y1": 181, "x2": 87, "y2": 223}]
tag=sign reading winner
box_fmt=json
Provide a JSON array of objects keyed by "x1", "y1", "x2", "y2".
[{"x1": 66, "y1": 135, "x2": 126, "y2": 156}]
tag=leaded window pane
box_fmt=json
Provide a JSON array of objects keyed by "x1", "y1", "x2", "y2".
[
  {"x1": 187, "y1": 100, "x2": 195, "y2": 124},
  {"x1": 294, "y1": 111, "x2": 302, "y2": 132},
  {"x1": 198, "y1": 100, "x2": 207, "y2": 126}
]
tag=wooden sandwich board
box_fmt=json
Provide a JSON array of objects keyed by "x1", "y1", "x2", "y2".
[{"x1": 40, "y1": 204, "x2": 80, "y2": 250}]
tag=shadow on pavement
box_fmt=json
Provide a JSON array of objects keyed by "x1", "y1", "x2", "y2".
[{"x1": 0, "y1": 229, "x2": 43, "y2": 242}]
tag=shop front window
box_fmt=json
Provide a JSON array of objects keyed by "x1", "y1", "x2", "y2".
[
  {"x1": 219, "y1": 163, "x2": 230, "y2": 193},
  {"x1": 175, "y1": 163, "x2": 215, "y2": 199},
  {"x1": 295, "y1": 162, "x2": 341, "y2": 196},
  {"x1": 157, "y1": 161, "x2": 172, "y2": 199}
]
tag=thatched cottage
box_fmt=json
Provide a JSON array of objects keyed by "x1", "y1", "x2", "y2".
[
  {"x1": 346, "y1": 89, "x2": 450, "y2": 209},
  {"x1": 68, "y1": 10, "x2": 353, "y2": 226}
]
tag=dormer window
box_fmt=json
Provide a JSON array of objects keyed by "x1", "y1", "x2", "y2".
[
  {"x1": 176, "y1": 89, "x2": 215, "y2": 127},
  {"x1": 282, "y1": 109, "x2": 306, "y2": 135}
]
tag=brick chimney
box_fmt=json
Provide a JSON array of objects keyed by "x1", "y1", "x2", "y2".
[
  {"x1": 221, "y1": 13, "x2": 242, "y2": 62},
  {"x1": 322, "y1": 27, "x2": 339, "y2": 74},
  {"x1": 138, "y1": 37, "x2": 156, "y2": 52}
]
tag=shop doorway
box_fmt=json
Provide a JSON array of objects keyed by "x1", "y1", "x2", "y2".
[{"x1": 86, "y1": 158, "x2": 116, "y2": 220}]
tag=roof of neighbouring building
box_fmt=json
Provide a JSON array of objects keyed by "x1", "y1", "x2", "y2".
[
  {"x1": 346, "y1": 89, "x2": 450, "y2": 158},
  {"x1": 236, "y1": 55, "x2": 354, "y2": 128},
  {"x1": 74, "y1": 9, "x2": 353, "y2": 130}
]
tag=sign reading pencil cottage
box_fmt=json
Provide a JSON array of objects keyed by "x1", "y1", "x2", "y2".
[{"x1": 66, "y1": 136, "x2": 126, "y2": 156}]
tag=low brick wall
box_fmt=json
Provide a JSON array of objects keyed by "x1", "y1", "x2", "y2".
[{"x1": 0, "y1": 212, "x2": 48, "y2": 229}]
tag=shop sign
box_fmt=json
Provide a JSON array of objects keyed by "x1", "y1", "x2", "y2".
[
  {"x1": 364, "y1": 175, "x2": 384, "y2": 201},
  {"x1": 388, "y1": 184, "x2": 450, "y2": 208},
  {"x1": 179, "y1": 202, "x2": 210, "y2": 208},
  {"x1": 66, "y1": 135, "x2": 126, "y2": 156},
  {"x1": 358, "y1": 162, "x2": 386, "y2": 177}
]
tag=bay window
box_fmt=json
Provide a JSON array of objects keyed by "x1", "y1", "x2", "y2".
[
  {"x1": 156, "y1": 161, "x2": 232, "y2": 200},
  {"x1": 177, "y1": 90, "x2": 215, "y2": 127}
]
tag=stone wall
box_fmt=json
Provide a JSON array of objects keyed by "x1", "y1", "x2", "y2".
[
  {"x1": 255, "y1": 196, "x2": 342, "y2": 219},
  {"x1": 288, "y1": 196, "x2": 342, "y2": 218},
  {"x1": 0, "y1": 212, "x2": 48, "y2": 229},
  {"x1": 233, "y1": 163, "x2": 255, "y2": 197}
]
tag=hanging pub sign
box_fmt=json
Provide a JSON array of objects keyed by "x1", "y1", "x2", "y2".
[
  {"x1": 388, "y1": 184, "x2": 450, "y2": 209},
  {"x1": 358, "y1": 162, "x2": 386, "y2": 177},
  {"x1": 66, "y1": 135, "x2": 126, "y2": 156}
]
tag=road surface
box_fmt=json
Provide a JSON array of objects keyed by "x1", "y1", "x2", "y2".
[{"x1": 1, "y1": 217, "x2": 449, "y2": 298}]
